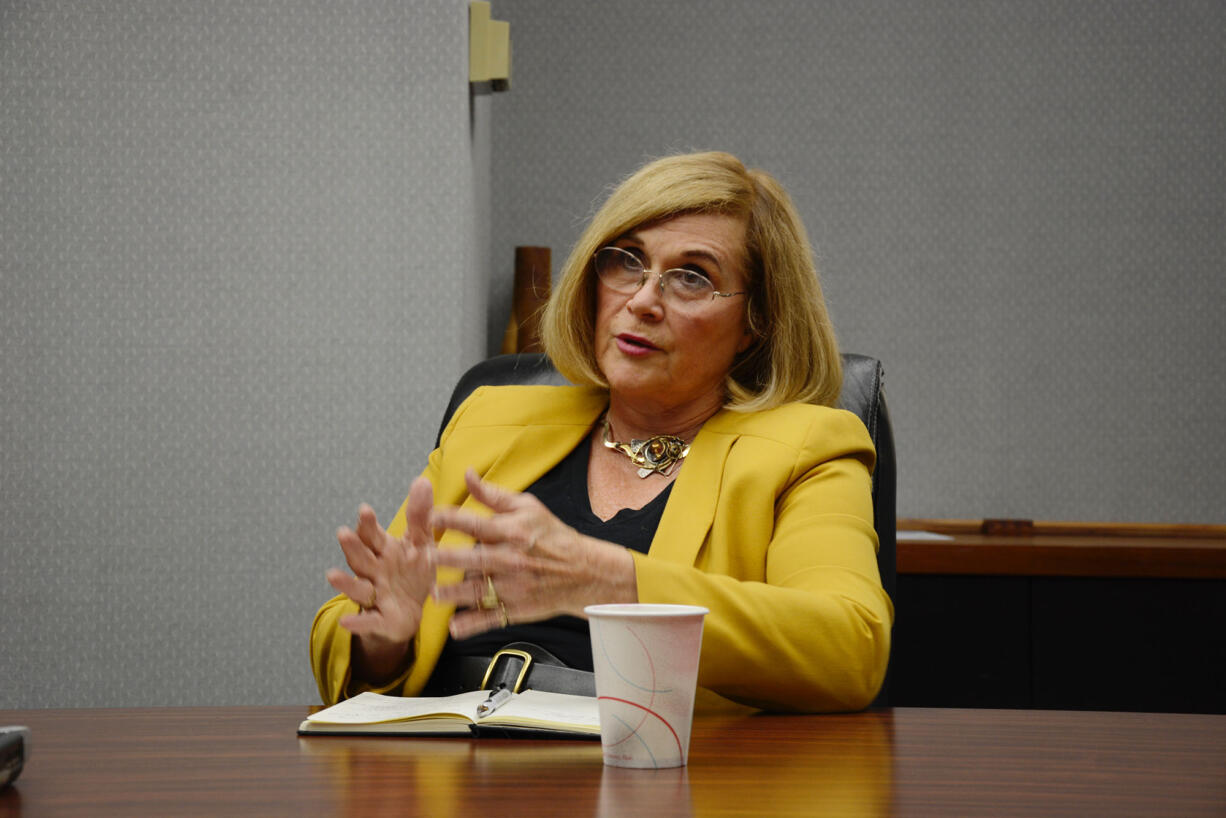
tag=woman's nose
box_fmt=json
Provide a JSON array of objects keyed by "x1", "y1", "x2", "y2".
[{"x1": 624, "y1": 272, "x2": 666, "y2": 313}]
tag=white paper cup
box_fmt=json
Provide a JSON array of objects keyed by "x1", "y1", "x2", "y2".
[{"x1": 585, "y1": 603, "x2": 708, "y2": 768}]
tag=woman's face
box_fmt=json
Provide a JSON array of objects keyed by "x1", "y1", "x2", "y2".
[{"x1": 594, "y1": 211, "x2": 753, "y2": 423}]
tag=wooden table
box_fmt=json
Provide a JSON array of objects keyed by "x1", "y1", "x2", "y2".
[{"x1": 1, "y1": 706, "x2": 1223, "y2": 816}]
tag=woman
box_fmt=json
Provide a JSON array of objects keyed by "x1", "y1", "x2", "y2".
[{"x1": 311, "y1": 151, "x2": 892, "y2": 713}]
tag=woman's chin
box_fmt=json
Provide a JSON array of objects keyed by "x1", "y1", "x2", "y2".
[{"x1": 603, "y1": 365, "x2": 667, "y2": 401}]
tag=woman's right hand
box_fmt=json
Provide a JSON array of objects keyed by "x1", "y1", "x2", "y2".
[{"x1": 325, "y1": 477, "x2": 436, "y2": 684}]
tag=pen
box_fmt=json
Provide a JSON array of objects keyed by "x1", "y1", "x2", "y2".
[{"x1": 476, "y1": 685, "x2": 514, "y2": 717}]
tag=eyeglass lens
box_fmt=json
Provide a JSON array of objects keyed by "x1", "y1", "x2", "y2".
[{"x1": 594, "y1": 247, "x2": 722, "y2": 303}]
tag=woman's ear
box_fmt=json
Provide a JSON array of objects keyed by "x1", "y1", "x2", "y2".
[
  {"x1": 736, "y1": 326, "x2": 754, "y2": 354},
  {"x1": 736, "y1": 304, "x2": 761, "y2": 354}
]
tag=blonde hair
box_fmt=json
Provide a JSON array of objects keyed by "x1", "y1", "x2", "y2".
[{"x1": 540, "y1": 151, "x2": 842, "y2": 411}]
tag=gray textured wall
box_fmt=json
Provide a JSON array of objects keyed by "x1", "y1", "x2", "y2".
[
  {"x1": 2, "y1": 0, "x2": 478, "y2": 707},
  {"x1": 488, "y1": 0, "x2": 1226, "y2": 524},
  {"x1": 3, "y1": 0, "x2": 1224, "y2": 712}
]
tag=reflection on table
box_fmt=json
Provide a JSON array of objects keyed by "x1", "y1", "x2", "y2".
[{"x1": 296, "y1": 712, "x2": 893, "y2": 817}]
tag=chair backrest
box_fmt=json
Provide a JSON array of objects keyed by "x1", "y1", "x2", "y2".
[
  {"x1": 437, "y1": 352, "x2": 896, "y2": 702},
  {"x1": 836, "y1": 354, "x2": 896, "y2": 606}
]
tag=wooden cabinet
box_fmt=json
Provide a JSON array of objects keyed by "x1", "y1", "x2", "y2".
[{"x1": 891, "y1": 520, "x2": 1226, "y2": 713}]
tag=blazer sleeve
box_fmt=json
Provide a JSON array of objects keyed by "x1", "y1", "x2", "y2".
[
  {"x1": 632, "y1": 409, "x2": 893, "y2": 713},
  {"x1": 309, "y1": 595, "x2": 419, "y2": 705},
  {"x1": 307, "y1": 394, "x2": 482, "y2": 706}
]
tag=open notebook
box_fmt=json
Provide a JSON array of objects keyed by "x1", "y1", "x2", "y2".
[{"x1": 298, "y1": 689, "x2": 601, "y2": 739}]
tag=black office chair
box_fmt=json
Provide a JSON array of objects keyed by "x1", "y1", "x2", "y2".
[{"x1": 437, "y1": 351, "x2": 896, "y2": 704}]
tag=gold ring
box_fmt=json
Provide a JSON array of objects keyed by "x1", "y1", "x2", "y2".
[
  {"x1": 362, "y1": 586, "x2": 377, "y2": 611},
  {"x1": 479, "y1": 576, "x2": 500, "y2": 610},
  {"x1": 497, "y1": 602, "x2": 510, "y2": 629}
]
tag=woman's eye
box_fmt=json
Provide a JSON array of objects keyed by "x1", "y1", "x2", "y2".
[
  {"x1": 675, "y1": 268, "x2": 714, "y2": 290},
  {"x1": 619, "y1": 248, "x2": 646, "y2": 270}
]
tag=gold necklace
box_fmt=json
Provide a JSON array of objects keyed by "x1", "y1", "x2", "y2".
[{"x1": 600, "y1": 415, "x2": 692, "y2": 478}]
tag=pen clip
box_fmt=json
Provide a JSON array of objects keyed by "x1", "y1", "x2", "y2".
[{"x1": 476, "y1": 684, "x2": 513, "y2": 718}]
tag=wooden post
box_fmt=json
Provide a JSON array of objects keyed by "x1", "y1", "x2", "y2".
[{"x1": 501, "y1": 246, "x2": 551, "y2": 353}]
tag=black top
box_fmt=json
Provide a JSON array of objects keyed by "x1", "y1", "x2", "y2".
[{"x1": 438, "y1": 434, "x2": 672, "y2": 670}]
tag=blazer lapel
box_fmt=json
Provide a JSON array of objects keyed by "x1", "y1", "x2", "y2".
[
  {"x1": 650, "y1": 412, "x2": 737, "y2": 566},
  {"x1": 474, "y1": 386, "x2": 608, "y2": 497}
]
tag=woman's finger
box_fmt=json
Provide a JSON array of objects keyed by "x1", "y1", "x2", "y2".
[
  {"x1": 405, "y1": 477, "x2": 434, "y2": 548},
  {"x1": 429, "y1": 506, "x2": 503, "y2": 546},
  {"x1": 325, "y1": 567, "x2": 377, "y2": 609},
  {"x1": 336, "y1": 527, "x2": 379, "y2": 576},
  {"x1": 337, "y1": 609, "x2": 385, "y2": 636},
  {"x1": 433, "y1": 544, "x2": 523, "y2": 576},
  {"x1": 433, "y1": 573, "x2": 489, "y2": 609},
  {"x1": 471, "y1": 574, "x2": 495, "y2": 608},
  {"x1": 431, "y1": 562, "x2": 494, "y2": 607},
  {"x1": 464, "y1": 468, "x2": 522, "y2": 513},
  {"x1": 448, "y1": 605, "x2": 510, "y2": 640},
  {"x1": 354, "y1": 504, "x2": 387, "y2": 554}
]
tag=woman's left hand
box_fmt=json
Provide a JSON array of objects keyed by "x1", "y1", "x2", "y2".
[{"x1": 429, "y1": 469, "x2": 637, "y2": 639}]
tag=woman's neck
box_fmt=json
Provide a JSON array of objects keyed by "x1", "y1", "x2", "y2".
[{"x1": 604, "y1": 392, "x2": 723, "y2": 442}]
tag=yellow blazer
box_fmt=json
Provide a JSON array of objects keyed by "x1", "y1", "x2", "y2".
[{"x1": 310, "y1": 385, "x2": 893, "y2": 712}]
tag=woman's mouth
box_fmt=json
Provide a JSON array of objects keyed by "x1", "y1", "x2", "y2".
[{"x1": 615, "y1": 333, "x2": 660, "y2": 356}]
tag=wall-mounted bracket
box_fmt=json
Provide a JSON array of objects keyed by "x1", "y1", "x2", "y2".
[{"x1": 470, "y1": 2, "x2": 510, "y2": 92}]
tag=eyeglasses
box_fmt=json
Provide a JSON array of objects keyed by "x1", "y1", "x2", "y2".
[{"x1": 593, "y1": 246, "x2": 746, "y2": 306}]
